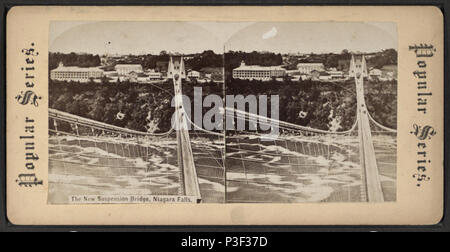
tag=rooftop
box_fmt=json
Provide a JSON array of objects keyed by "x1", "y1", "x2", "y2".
[
  {"x1": 297, "y1": 62, "x2": 325, "y2": 66},
  {"x1": 115, "y1": 64, "x2": 143, "y2": 68},
  {"x1": 234, "y1": 61, "x2": 285, "y2": 71},
  {"x1": 51, "y1": 62, "x2": 103, "y2": 72}
]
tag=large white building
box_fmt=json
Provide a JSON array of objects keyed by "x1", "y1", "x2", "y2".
[
  {"x1": 232, "y1": 61, "x2": 285, "y2": 81},
  {"x1": 50, "y1": 62, "x2": 104, "y2": 82},
  {"x1": 297, "y1": 63, "x2": 325, "y2": 74},
  {"x1": 114, "y1": 64, "x2": 143, "y2": 76}
]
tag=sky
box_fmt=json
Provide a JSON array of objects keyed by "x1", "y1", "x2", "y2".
[{"x1": 50, "y1": 21, "x2": 397, "y2": 55}]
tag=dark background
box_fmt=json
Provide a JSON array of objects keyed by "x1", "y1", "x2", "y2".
[{"x1": 0, "y1": 0, "x2": 448, "y2": 236}]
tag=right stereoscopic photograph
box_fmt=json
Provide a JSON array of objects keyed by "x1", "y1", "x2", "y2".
[{"x1": 223, "y1": 22, "x2": 397, "y2": 203}]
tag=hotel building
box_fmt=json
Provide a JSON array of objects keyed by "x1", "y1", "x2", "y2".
[
  {"x1": 232, "y1": 61, "x2": 285, "y2": 81},
  {"x1": 50, "y1": 62, "x2": 104, "y2": 82}
]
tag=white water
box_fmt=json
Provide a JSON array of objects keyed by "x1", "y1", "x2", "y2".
[{"x1": 48, "y1": 132, "x2": 396, "y2": 203}]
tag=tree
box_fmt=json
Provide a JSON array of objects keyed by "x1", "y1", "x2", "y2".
[{"x1": 48, "y1": 52, "x2": 101, "y2": 69}]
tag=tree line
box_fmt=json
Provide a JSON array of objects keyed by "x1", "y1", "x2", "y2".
[
  {"x1": 49, "y1": 52, "x2": 101, "y2": 70},
  {"x1": 226, "y1": 78, "x2": 396, "y2": 131},
  {"x1": 49, "y1": 76, "x2": 396, "y2": 133}
]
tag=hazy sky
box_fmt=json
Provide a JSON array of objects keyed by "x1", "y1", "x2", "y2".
[{"x1": 50, "y1": 21, "x2": 397, "y2": 55}]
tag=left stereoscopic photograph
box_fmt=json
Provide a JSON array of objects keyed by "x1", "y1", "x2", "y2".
[{"x1": 48, "y1": 21, "x2": 226, "y2": 204}]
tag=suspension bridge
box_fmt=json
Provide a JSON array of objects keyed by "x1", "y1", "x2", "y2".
[{"x1": 48, "y1": 55, "x2": 397, "y2": 204}]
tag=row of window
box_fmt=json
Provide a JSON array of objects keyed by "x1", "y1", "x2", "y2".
[
  {"x1": 233, "y1": 71, "x2": 286, "y2": 78},
  {"x1": 51, "y1": 71, "x2": 103, "y2": 79},
  {"x1": 233, "y1": 70, "x2": 271, "y2": 77},
  {"x1": 298, "y1": 66, "x2": 323, "y2": 69},
  {"x1": 51, "y1": 71, "x2": 102, "y2": 75},
  {"x1": 233, "y1": 73, "x2": 271, "y2": 76},
  {"x1": 298, "y1": 67, "x2": 324, "y2": 73}
]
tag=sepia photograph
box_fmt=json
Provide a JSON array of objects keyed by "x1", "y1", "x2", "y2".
[
  {"x1": 5, "y1": 5, "x2": 445, "y2": 228},
  {"x1": 48, "y1": 21, "x2": 226, "y2": 204},
  {"x1": 47, "y1": 21, "x2": 397, "y2": 204},
  {"x1": 223, "y1": 22, "x2": 397, "y2": 203}
]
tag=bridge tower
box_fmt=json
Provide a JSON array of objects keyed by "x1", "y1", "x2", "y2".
[
  {"x1": 169, "y1": 55, "x2": 202, "y2": 201},
  {"x1": 168, "y1": 55, "x2": 186, "y2": 80},
  {"x1": 350, "y1": 54, "x2": 384, "y2": 202}
]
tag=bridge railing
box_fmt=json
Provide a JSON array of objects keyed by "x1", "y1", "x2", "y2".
[
  {"x1": 48, "y1": 108, "x2": 180, "y2": 204},
  {"x1": 224, "y1": 107, "x2": 365, "y2": 203}
]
